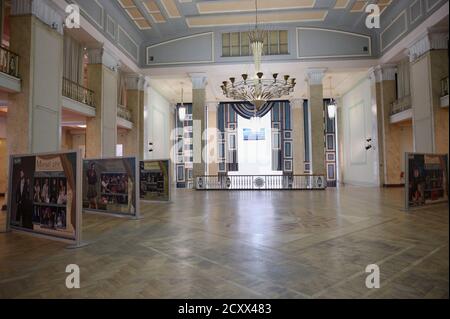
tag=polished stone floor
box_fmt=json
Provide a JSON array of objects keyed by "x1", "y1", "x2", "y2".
[{"x1": 0, "y1": 187, "x2": 448, "y2": 299}]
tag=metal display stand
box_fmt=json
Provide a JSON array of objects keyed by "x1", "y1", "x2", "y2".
[
  {"x1": 82, "y1": 156, "x2": 141, "y2": 220},
  {"x1": 405, "y1": 152, "x2": 449, "y2": 210},
  {"x1": 6, "y1": 150, "x2": 87, "y2": 249},
  {"x1": 139, "y1": 159, "x2": 172, "y2": 203}
]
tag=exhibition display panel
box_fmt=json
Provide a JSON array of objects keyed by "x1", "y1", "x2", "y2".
[
  {"x1": 140, "y1": 160, "x2": 171, "y2": 202},
  {"x1": 7, "y1": 151, "x2": 82, "y2": 245},
  {"x1": 405, "y1": 153, "x2": 449, "y2": 209},
  {"x1": 83, "y1": 157, "x2": 140, "y2": 218}
]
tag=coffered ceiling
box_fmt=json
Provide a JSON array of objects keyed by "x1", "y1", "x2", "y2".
[{"x1": 115, "y1": 0, "x2": 394, "y2": 39}]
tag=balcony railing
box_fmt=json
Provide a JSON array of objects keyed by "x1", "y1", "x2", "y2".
[
  {"x1": 62, "y1": 77, "x2": 95, "y2": 108},
  {"x1": 0, "y1": 46, "x2": 20, "y2": 78},
  {"x1": 390, "y1": 95, "x2": 412, "y2": 116},
  {"x1": 117, "y1": 104, "x2": 132, "y2": 122},
  {"x1": 195, "y1": 175, "x2": 327, "y2": 190}
]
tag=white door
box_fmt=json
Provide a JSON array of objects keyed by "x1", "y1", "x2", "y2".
[{"x1": 148, "y1": 106, "x2": 169, "y2": 160}]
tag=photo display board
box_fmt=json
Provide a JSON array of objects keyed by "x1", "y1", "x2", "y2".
[
  {"x1": 83, "y1": 157, "x2": 139, "y2": 217},
  {"x1": 406, "y1": 153, "x2": 449, "y2": 209},
  {"x1": 8, "y1": 151, "x2": 81, "y2": 243},
  {"x1": 140, "y1": 160, "x2": 171, "y2": 202}
]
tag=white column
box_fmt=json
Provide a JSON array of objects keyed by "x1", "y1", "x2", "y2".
[
  {"x1": 290, "y1": 98, "x2": 305, "y2": 175},
  {"x1": 408, "y1": 30, "x2": 448, "y2": 153},
  {"x1": 85, "y1": 47, "x2": 120, "y2": 158},
  {"x1": 190, "y1": 73, "x2": 207, "y2": 178},
  {"x1": 306, "y1": 68, "x2": 327, "y2": 175}
]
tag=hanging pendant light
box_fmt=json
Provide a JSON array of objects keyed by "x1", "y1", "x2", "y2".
[
  {"x1": 178, "y1": 86, "x2": 187, "y2": 122},
  {"x1": 327, "y1": 77, "x2": 337, "y2": 119}
]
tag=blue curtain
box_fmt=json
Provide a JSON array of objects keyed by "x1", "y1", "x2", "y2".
[{"x1": 224, "y1": 101, "x2": 276, "y2": 119}]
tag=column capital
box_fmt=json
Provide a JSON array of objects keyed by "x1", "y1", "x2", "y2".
[
  {"x1": 11, "y1": 0, "x2": 64, "y2": 34},
  {"x1": 368, "y1": 65, "x2": 397, "y2": 83},
  {"x1": 289, "y1": 98, "x2": 304, "y2": 109},
  {"x1": 190, "y1": 73, "x2": 208, "y2": 89},
  {"x1": 408, "y1": 28, "x2": 448, "y2": 63},
  {"x1": 306, "y1": 68, "x2": 327, "y2": 85},
  {"x1": 125, "y1": 74, "x2": 149, "y2": 91},
  {"x1": 86, "y1": 47, "x2": 121, "y2": 71}
]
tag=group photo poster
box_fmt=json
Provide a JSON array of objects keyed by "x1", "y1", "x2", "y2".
[
  {"x1": 406, "y1": 153, "x2": 449, "y2": 209},
  {"x1": 140, "y1": 160, "x2": 171, "y2": 202},
  {"x1": 83, "y1": 157, "x2": 139, "y2": 218},
  {"x1": 7, "y1": 151, "x2": 81, "y2": 244}
]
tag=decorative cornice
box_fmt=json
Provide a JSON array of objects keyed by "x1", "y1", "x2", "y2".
[
  {"x1": 190, "y1": 73, "x2": 207, "y2": 90},
  {"x1": 86, "y1": 47, "x2": 121, "y2": 71},
  {"x1": 289, "y1": 98, "x2": 304, "y2": 109},
  {"x1": 125, "y1": 74, "x2": 147, "y2": 91},
  {"x1": 408, "y1": 29, "x2": 449, "y2": 63},
  {"x1": 368, "y1": 65, "x2": 397, "y2": 83},
  {"x1": 11, "y1": 0, "x2": 64, "y2": 34},
  {"x1": 306, "y1": 68, "x2": 327, "y2": 85}
]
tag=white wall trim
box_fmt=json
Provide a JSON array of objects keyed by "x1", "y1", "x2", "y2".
[
  {"x1": 118, "y1": 25, "x2": 139, "y2": 62},
  {"x1": 380, "y1": 10, "x2": 408, "y2": 52},
  {"x1": 379, "y1": 1, "x2": 449, "y2": 64},
  {"x1": 296, "y1": 27, "x2": 372, "y2": 59},
  {"x1": 146, "y1": 32, "x2": 215, "y2": 66}
]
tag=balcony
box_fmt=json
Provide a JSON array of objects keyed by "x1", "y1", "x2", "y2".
[
  {"x1": 62, "y1": 77, "x2": 95, "y2": 108},
  {"x1": 390, "y1": 95, "x2": 412, "y2": 124},
  {"x1": 0, "y1": 46, "x2": 21, "y2": 92},
  {"x1": 0, "y1": 46, "x2": 19, "y2": 78},
  {"x1": 117, "y1": 104, "x2": 132, "y2": 121},
  {"x1": 117, "y1": 104, "x2": 133, "y2": 129}
]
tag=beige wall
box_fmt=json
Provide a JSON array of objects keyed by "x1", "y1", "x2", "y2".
[
  {"x1": 60, "y1": 127, "x2": 72, "y2": 151},
  {"x1": 398, "y1": 122, "x2": 414, "y2": 177}
]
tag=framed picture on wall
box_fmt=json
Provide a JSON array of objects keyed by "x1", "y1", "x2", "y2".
[{"x1": 326, "y1": 134, "x2": 335, "y2": 151}]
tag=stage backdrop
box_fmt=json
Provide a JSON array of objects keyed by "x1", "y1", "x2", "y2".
[
  {"x1": 83, "y1": 157, "x2": 139, "y2": 217},
  {"x1": 8, "y1": 151, "x2": 81, "y2": 243},
  {"x1": 140, "y1": 160, "x2": 171, "y2": 202},
  {"x1": 405, "y1": 153, "x2": 449, "y2": 209}
]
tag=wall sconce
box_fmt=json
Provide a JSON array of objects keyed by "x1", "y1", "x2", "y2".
[
  {"x1": 178, "y1": 86, "x2": 186, "y2": 122},
  {"x1": 178, "y1": 106, "x2": 186, "y2": 122},
  {"x1": 327, "y1": 100, "x2": 337, "y2": 119}
]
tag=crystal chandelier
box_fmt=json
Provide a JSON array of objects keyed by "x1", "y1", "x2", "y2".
[{"x1": 220, "y1": 0, "x2": 296, "y2": 114}]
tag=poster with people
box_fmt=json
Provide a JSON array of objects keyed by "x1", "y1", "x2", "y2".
[
  {"x1": 83, "y1": 157, "x2": 138, "y2": 217},
  {"x1": 406, "y1": 153, "x2": 449, "y2": 209},
  {"x1": 8, "y1": 151, "x2": 80, "y2": 242},
  {"x1": 140, "y1": 160, "x2": 170, "y2": 202}
]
